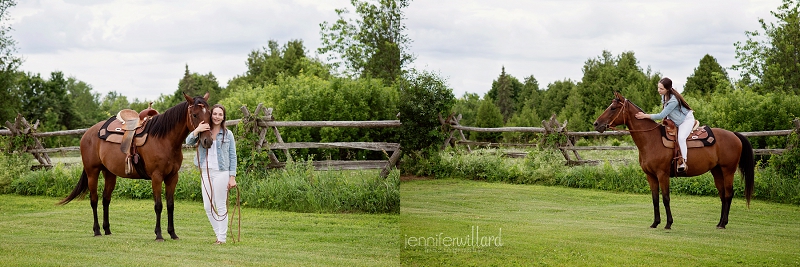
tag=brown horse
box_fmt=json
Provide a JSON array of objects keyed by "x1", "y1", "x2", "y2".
[
  {"x1": 593, "y1": 92, "x2": 754, "y2": 229},
  {"x1": 59, "y1": 93, "x2": 213, "y2": 241}
]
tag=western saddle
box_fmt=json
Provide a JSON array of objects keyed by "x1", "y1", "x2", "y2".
[
  {"x1": 660, "y1": 118, "x2": 716, "y2": 175},
  {"x1": 98, "y1": 103, "x2": 159, "y2": 175}
]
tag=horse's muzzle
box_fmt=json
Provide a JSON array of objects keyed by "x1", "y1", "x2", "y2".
[
  {"x1": 200, "y1": 137, "x2": 213, "y2": 149},
  {"x1": 593, "y1": 121, "x2": 606, "y2": 133}
]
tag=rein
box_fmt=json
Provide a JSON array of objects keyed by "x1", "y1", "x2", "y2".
[{"x1": 607, "y1": 99, "x2": 661, "y2": 133}]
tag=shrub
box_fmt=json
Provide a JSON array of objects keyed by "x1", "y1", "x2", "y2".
[{"x1": 9, "y1": 161, "x2": 398, "y2": 213}]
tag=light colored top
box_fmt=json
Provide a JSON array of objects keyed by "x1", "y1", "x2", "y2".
[
  {"x1": 649, "y1": 95, "x2": 690, "y2": 125},
  {"x1": 206, "y1": 140, "x2": 219, "y2": 170}
]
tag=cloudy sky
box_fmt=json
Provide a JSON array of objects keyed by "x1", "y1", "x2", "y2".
[{"x1": 11, "y1": 0, "x2": 781, "y2": 101}]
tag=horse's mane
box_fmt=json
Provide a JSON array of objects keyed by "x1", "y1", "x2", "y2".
[
  {"x1": 146, "y1": 101, "x2": 189, "y2": 138},
  {"x1": 627, "y1": 100, "x2": 645, "y2": 113}
]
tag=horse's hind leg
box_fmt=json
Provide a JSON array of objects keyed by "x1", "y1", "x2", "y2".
[
  {"x1": 101, "y1": 169, "x2": 117, "y2": 235},
  {"x1": 646, "y1": 174, "x2": 661, "y2": 228},
  {"x1": 87, "y1": 167, "x2": 102, "y2": 236}
]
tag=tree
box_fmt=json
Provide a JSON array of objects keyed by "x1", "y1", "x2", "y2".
[
  {"x1": 517, "y1": 75, "x2": 540, "y2": 113},
  {"x1": 0, "y1": 0, "x2": 21, "y2": 122},
  {"x1": 486, "y1": 67, "x2": 524, "y2": 119},
  {"x1": 536, "y1": 79, "x2": 575, "y2": 118},
  {"x1": 733, "y1": 0, "x2": 800, "y2": 94},
  {"x1": 683, "y1": 54, "x2": 731, "y2": 98},
  {"x1": 155, "y1": 65, "x2": 223, "y2": 111},
  {"x1": 98, "y1": 91, "x2": 131, "y2": 118},
  {"x1": 397, "y1": 70, "x2": 454, "y2": 152},
  {"x1": 494, "y1": 67, "x2": 514, "y2": 122},
  {"x1": 451, "y1": 92, "x2": 481, "y2": 126},
  {"x1": 318, "y1": 0, "x2": 414, "y2": 84},
  {"x1": 17, "y1": 71, "x2": 78, "y2": 130},
  {"x1": 569, "y1": 50, "x2": 660, "y2": 131},
  {"x1": 65, "y1": 77, "x2": 103, "y2": 127},
  {"x1": 229, "y1": 39, "x2": 330, "y2": 87},
  {"x1": 471, "y1": 97, "x2": 503, "y2": 142}
]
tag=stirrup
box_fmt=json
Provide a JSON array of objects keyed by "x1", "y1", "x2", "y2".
[{"x1": 677, "y1": 163, "x2": 687, "y2": 173}]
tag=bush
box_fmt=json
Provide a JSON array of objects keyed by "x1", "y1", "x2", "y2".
[
  {"x1": 0, "y1": 152, "x2": 31, "y2": 193},
  {"x1": 8, "y1": 161, "x2": 398, "y2": 213}
]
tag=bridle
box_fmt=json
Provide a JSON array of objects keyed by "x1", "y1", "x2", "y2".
[
  {"x1": 185, "y1": 103, "x2": 205, "y2": 132},
  {"x1": 606, "y1": 99, "x2": 661, "y2": 133}
]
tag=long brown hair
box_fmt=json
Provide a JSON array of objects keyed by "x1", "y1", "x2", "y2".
[
  {"x1": 660, "y1": 77, "x2": 692, "y2": 113},
  {"x1": 212, "y1": 104, "x2": 228, "y2": 143}
]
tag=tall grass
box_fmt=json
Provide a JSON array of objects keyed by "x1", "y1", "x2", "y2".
[
  {"x1": 405, "y1": 146, "x2": 799, "y2": 205},
  {"x1": 8, "y1": 160, "x2": 399, "y2": 213}
]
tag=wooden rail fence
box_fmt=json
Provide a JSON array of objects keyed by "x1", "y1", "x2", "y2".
[
  {"x1": 440, "y1": 114, "x2": 800, "y2": 165},
  {"x1": 1, "y1": 105, "x2": 402, "y2": 177}
]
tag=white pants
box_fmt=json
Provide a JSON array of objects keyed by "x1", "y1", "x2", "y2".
[
  {"x1": 201, "y1": 168, "x2": 229, "y2": 242},
  {"x1": 677, "y1": 111, "x2": 696, "y2": 163}
]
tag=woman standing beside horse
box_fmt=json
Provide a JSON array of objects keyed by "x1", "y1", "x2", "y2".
[{"x1": 186, "y1": 104, "x2": 238, "y2": 244}]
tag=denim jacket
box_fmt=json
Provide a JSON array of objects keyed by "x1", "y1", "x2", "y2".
[
  {"x1": 185, "y1": 128, "x2": 237, "y2": 177},
  {"x1": 649, "y1": 95, "x2": 690, "y2": 125}
]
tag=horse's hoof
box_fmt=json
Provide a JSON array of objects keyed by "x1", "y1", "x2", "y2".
[
  {"x1": 171, "y1": 236, "x2": 180, "y2": 240},
  {"x1": 649, "y1": 223, "x2": 659, "y2": 228},
  {"x1": 155, "y1": 238, "x2": 165, "y2": 242},
  {"x1": 716, "y1": 226, "x2": 726, "y2": 229},
  {"x1": 664, "y1": 226, "x2": 671, "y2": 230},
  {"x1": 94, "y1": 234, "x2": 102, "y2": 237}
]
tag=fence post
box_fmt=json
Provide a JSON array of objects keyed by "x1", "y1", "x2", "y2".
[
  {"x1": 262, "y1": 106, "x2": 292, "y2": 162},
  {"x1": 5, "y1": 114, "x2": 52, "y2": 169},
  {"x1": 380, "y1": 148, "x2": 402, "y2": 178}
]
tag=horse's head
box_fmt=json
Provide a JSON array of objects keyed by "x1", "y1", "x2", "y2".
[
  {"x1": 184, "y1": 92, "x2": 213, "y2": 149},
  {"x1": 593, "y1": 91, "x2": 628, "y2": 133}
]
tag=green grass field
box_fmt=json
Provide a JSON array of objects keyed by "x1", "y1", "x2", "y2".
[
  {"x1": 401, "y1": 178, "x2": 800, "y2": 266},
  {"x1": 0, "y1": 194, "x2": 398, "y2": 266}
]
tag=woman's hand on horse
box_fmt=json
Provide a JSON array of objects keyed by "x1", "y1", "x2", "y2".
[
  {"x1": 194, "y1": 121, "x2": 210, "y2": 136},
  {"x1": 634, "y1": 112, "x2": 649, "y2": 119}
]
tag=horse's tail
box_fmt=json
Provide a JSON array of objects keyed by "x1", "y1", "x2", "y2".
[
  {"x1": 734, "y1": 132, "x2": 755, "y2": 208},
  {"x1": 58, "y1": 170, "x2": 89, "y2": 205}
]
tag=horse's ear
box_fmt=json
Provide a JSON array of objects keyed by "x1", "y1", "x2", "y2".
[
  {"x1": 183, "y1": 92, "x2": 193, "y2": 104},
  {"x1": 203, "y1": 92, "x2": 210, "y2": 101},
  {"x1": 613, "y1": 91, "x2": 625, "y2": 101}
]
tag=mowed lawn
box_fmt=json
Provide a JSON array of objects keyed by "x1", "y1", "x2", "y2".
[
  {"x1": 401, "y1": 179, "x2": 800, "y2": 266},
  {"x1": 0, "y1": 195, "x2": 398, "y2": 266}
]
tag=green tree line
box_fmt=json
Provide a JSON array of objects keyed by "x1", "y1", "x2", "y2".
[{"x1": 1, "y1": 0, "x2": 799, "y2": 157}]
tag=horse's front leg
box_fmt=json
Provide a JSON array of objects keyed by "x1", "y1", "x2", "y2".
[
  {"x1": 152, "y1": 178, "x2": 165, "y2": 241},
  {"x1": 659, "y1": 175, "x2": 673, "y2": 229},
  {"x1": 646, "y1": 174, "x2": 660, "y2": 228},
  {"x1": 101, "y1": 170, "x2": 117, "y2": 235},
  {"x1": 165, "y1": 174, "x2": 180, "y2": 240}
]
